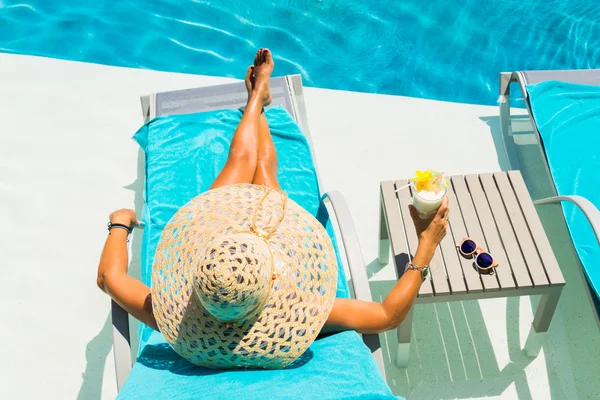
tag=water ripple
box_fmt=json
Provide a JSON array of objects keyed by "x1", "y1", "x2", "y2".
[
  {"x1": 167, "y1": 38, "x2": 234, "y2": 63},
  {"x1": 152, "y1": 13, "x2": 255, "y2": 48},
  {"x1": 274, "y1": 55, "x2": 310, "y2": 80},
  {"x1": 0, "y1": 0, "x2": 598, "y2": 105},
  {"x1": 5, "y1": 3, "x2": 36, "y2": 11}
]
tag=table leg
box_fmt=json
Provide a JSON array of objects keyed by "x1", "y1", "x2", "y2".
[
  {"x1": 378, "y1": 201, "x2": 390, "y2": 265},
  {"x1": 524, "y1": 286, "x2": 563, "y2": 357},
  {"x1": 396, "y1": 307, "x2": 414, "y2": 368}
]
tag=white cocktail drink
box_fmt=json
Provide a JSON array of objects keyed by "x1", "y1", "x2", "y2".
[{"x1": 413, "y1": 185, "x2": 447, "y2": 218}]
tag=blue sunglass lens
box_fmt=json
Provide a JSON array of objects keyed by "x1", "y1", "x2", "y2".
[
  {"x1": 477, "y1": 253, "x2": 494, "y2": 268},
  {"x1": 460, "y1": 240, "x2": 477, "y2": 254}
]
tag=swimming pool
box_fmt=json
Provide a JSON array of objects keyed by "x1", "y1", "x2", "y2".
[{"x1": 1, "y1": 0, "x2": 599, "y2": 105}]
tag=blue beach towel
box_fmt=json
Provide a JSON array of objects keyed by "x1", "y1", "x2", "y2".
[
  {"x1": 118, "y1": 105, "x2": 397, "y2": 399},
  {"x1": 527, "y1": 81, "x2": 600, "y2": 301}
]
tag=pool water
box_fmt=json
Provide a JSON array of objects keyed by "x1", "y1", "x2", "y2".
[{"x1": 1, "y1": 0, "x2": 599, "y2": 105}]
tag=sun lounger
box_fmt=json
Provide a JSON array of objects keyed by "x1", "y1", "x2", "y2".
[
  {"x1": 111, "y1": 75, "x2": 394, "y2": 399},
  {"x1": 499, "y1": 70, "x2": 600, "y2": 323}
]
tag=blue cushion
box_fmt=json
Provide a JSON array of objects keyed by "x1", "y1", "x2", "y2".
[
  {"x1": 527, "y1": 81, "x2": 600, "y2": 300},
  {"x1": 118, "y1": 330, "x2": 396, "y2": 400},
  {"x1": 120, "y1": 105, "x2": 396, "y2": 399}
]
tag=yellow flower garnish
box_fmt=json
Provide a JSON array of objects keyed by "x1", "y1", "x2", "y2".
[{"x1": 412, "y1": 169, "x2": 445, "y2": 192}]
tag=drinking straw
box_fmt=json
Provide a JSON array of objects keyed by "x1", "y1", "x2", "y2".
[{"x1": 395, "y1": 181, "x2": 415, "y2": 192}]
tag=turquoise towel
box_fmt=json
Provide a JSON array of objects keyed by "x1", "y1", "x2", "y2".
[
  {"x1": 527, "y1": 81, "x2": 600, "y2": 301},
  {"x1": 120, "y1": 105, "x2": 397, "y2": 399},
  {"x1": 119, "y1": 330, "x2": 395, "y2": 400}
]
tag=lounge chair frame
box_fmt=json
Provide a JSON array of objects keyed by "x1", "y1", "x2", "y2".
[
  {"x1": 499, "y1": 70, "x2": 600, "y2": 328},
  {"x1": 111, "y1": 75, "x2": 385, "y2": 391}
]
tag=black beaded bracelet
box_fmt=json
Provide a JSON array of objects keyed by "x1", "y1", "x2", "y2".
[{"x1": 107, "y1": 222, "x2": 133, "y2": 234}]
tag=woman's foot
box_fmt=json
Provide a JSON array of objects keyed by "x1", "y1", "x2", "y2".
[
  {"x1": 244, "y1": 65, "x2": 255, "y2": 99},
  {"x1": 246, "y1": 48, "x2": 274, "y2": 107}
]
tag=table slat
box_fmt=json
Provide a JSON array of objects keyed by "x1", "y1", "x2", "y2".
[
  {"x1": 506, "y1": 171, "x2": 565, "y2": 286},
  {"x1": 494, "y1": 173, "x2": 550, "y2": 287},
  {"x1": 445, "y1": 180, "x2": 483, "y2": 293},
  {"x1": 451, "y1": 176, "x2": 500, "y2": 291},
  {"x1": 479, "y1": 174, "x2": 533, "y2": 289},
  {"x1": 431, "y1": 192, "x2": 468, "y2": 295},
  {"x1": 394, "y1": 180, "x2": 434, "y2": 296},
  {"x1": 464, "y1": 174, "x2": 517, "y2": 290},
  {"x1": 381, "y1": 182, "x2": 411, "y2": 279},
  {"x1": 399, "y1": 181, "x2": 451, "y2": 296}
]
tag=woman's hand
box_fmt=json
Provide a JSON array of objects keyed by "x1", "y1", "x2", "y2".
[
  {"x1": 409, "y1": 196, "x2": 449, "y2": 247},
  {"x1": 109, "y1": 209, "x2": 139, "y2": 228}
]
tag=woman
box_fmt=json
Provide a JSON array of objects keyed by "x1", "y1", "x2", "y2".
[{"x1": 97, "y1": 48, "x2": 448, "y2": 350}]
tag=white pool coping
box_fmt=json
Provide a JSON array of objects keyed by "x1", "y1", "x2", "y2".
[{"x1": 1, "y1": 53, "x2": 598, "y2": 399}]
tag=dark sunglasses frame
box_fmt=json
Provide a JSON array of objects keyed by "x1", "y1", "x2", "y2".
[{"x1": 456, "y1": 237, "x2": 498, "y2": 274}]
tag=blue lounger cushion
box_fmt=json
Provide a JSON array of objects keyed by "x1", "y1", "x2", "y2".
[
  {"x1": 527, "y1": 80, "x2": 600, "y2": 301},
  {"x1": 120, "y1": 330, "x2": 395, "y2": 400},
  {"x1": 118, "y1": 105, "x2": 397, "y2": 399}
]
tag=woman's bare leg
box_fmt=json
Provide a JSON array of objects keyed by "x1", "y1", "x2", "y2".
[
  {"x1": 244, "y1": 55, "x2": 280, "y2": 190},
  {"x1": 252, "y1": 113, "x2": 280, "y2": 189},
  {"x1": 210, "y1": 49, "x2": 274, "y2": 189}
]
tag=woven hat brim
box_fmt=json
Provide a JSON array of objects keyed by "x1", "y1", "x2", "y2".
[{"x1": 151, "y1": 184, "x2": 338, "y2": 369}]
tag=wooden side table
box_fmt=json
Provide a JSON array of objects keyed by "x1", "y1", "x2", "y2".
[{"x1": 379, "y1": 171, "x2": 565, "y2": 367}]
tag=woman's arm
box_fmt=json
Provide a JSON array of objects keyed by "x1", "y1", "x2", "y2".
[
  {"x1": 324, "y1": 197, "x2": 449, "y2": 334},
  {"x1": 97, "y1": 209, "x2": 159, "y2": 331}
]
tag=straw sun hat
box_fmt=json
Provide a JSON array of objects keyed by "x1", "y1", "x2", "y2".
[{"x1": 151, "y1": 183, "x2": 338, "y2": 369}]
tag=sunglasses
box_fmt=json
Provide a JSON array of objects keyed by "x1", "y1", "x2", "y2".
[{"x1": 457, "y1": 238, "x2": 498, "y2": 274}]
